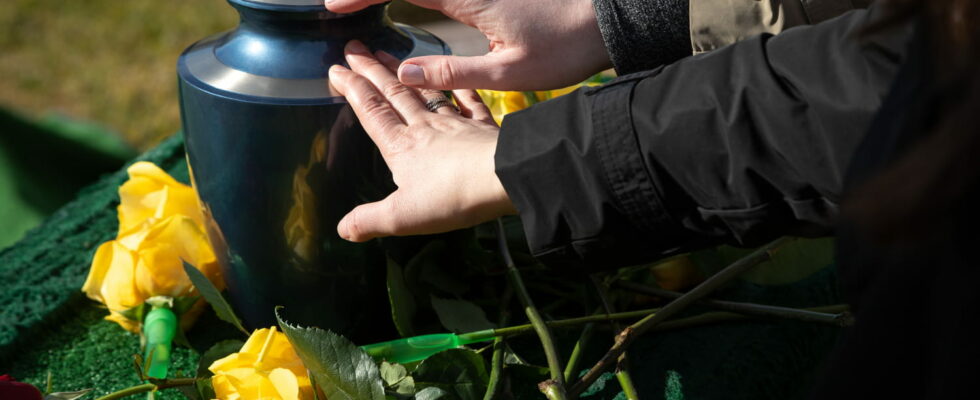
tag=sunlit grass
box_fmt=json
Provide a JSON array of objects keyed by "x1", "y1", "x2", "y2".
[{"x1": 0, "y1": 0, "x2": 441, "y2": 150}]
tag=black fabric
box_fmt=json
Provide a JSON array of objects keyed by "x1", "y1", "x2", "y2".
[
  {"x1": 496, "y1": 1, "x2": 980, "y2": 397},
  {"x1": 496, "y1": 4, "x2": 913, "y2": 270},
  {"x1": 592, "y1": 0, "x2": 691, "y2": 74},
  {"x1": 809, "y1": 25, "x2": 980, "y2": 399}
]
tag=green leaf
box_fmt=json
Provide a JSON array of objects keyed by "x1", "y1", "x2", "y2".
[
  {"x1": 387, "y1": 258, "x2": 417, "y2": 337},
  {"x1": 166, "y1": 296, "x2": 201, "y2": 349},
  {"x1": 43, "y1": 389, "x2": 93, "y2": 400},
  {"x1": 177, "y1": 384, "x2": 202, "y2": 400},
  {"x1": 196, "y1": 340, "x2": 245, "y2": 377},
  {"x1": 118, "y1": 303, "x2": 148, "y2": 323},
  {"x1": 183, "y1": 262, "x2": 249, "y2": 335},
  {"x1": 195, "y1": 379, "x2": 216, "y2": 400},
  {"x1": 172, "y1": 296, "x2": 200, "y2": 316},
  {"x1": 276, "y1": 307, "x2": 385, "y2": 400},
  {"x1": 310, "y1": 371, "x2": 322, "y2": 400},
  {"x1": 395, "y1": 376, "x2": 416, "y2": 396},
  {"x1": 45, "y1": 370, "x2": 52, "y2": 394},
  {"x1": 414, "y1": 349, "x2": 489, "y2": 400},
  {"x1": 381, "y1": 361, "x2": 408, "y2": 386},
  {"x1": 414, "y1": 387, "x2": 449, "y2": 400},
  {"x1": 430, "y1": 296, "x2": 495, "y2": 334},
  {"x1": 381, "y1": 361, "x2": 415, "y2": 395}
]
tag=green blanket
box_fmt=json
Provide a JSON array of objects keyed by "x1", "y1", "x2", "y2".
[{"x1": 0, "y1": 134, "x2": 842, "y2": 399}]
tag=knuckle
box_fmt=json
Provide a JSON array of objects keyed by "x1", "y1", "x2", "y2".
[
  {"x1": 383, "y1": 198, "x2": 404, "y2": 235},
  {"x1": 359, "y1": 93, "x2": 390, "y2": 115},
  {"x1": 379, "y1": 80, "x2": 414, "y2": 100},
  {"x1": 435, "y1": 58, "x2": 459, "y2": 88}
]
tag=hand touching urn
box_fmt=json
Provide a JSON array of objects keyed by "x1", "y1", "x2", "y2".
[
  {"x1": 325, "y1": 0, "x2": 611, "y2": 91},
  {"x1": 329, "y1": 41, "x2": 517, "y2": 242}
]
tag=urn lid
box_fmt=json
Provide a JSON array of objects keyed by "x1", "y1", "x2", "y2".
[
  {"x1": 240, "y1": 0, "x2": 323, "y2": 4},
  {"x1": 229, "y1": 0, "x2": 384, "y2": 13},
  {"x1": 231, "y1": 0, "x2": 332, "y2": 9}
]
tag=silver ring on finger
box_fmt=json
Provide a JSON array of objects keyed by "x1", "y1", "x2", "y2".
[{"x1": 424, "y1": 96, "x2": 458, "y2": 113}]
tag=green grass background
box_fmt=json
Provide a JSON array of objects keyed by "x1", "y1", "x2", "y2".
[{"x1": 0, "y1": 0, "x2": 442, "y2": 151}]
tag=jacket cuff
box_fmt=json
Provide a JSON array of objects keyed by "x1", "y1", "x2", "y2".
[
  {"x1": 592, "y1": 0, "x2": 691, "y2": 74},
  {"x1": 495, "y1": 73, "x2": 691, "y2": 270}
]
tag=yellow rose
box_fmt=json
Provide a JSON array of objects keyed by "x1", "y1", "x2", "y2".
[
  {"x1": 83, "y1": 161, "x2": 223, "y2": 332},
  {"x1": 118, "y1": 161, "x2": 204, "y2": 233},
  {"x1": 650, "y1": 256, "x2": 704, "y2": 292},
  {"x1": 83, "y1": 215, "x2": 223, "y2": 332},
  {"x1": 477, "y1": 90, "x2": 530, "y2": 126},
  {"x1": 477, "y1": 82, "x2": 602, "y2": 126},
  {"x1": 210, "y1": 327, "x2": 314, "y2": 400}
]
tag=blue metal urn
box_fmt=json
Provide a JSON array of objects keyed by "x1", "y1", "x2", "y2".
[{"x1": 177, "y1": 0, "x2": 449, "y2": 335}]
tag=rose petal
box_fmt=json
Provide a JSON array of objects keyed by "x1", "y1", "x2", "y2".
[
  {"x1": 135, "y1": 245, "x2": 189, "y2": 299},
  {"x1": 98, "y1": 241, "x2": 144, "y2": 311},
  {"x1": 105, "y1": 312, "x2": 142, "y2": 333},
  {"x1": 118, "y1": 162, "x2": 203, "y2": 232},
  {"x1": 82, "y1": 242, "x2": 115, "y2": 304},
  {"x1": 210, "y1": 353, "x2": 250, "y2": 374},
  {"x1": 268, "y1": 368, "x2": 300, "y2": 400}
]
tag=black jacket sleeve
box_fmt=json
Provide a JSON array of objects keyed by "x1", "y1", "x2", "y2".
[
  {"x1": 494, "y1": 4, "x2": 914, "y2": 270},
  {"x1": 593, "y1": 0, "x2": 691, "y2": 73}
]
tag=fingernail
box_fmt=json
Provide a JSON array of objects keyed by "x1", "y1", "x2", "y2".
[
  {"x1": 324, "y1": 0, "x2": 335, "y2": 5},
  {"x1": 399, "y1": 64, "x2": 425, "y2": 85},
  {"x1": 346, "y1": 40, "x2": 368, "y2": 54},
  {"x1": 329, "y1": 64, "x2": 347, "y2": 75}
]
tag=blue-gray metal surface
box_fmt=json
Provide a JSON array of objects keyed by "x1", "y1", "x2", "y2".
[{"x1": 178, "y1": 1, "x2": 449, "y2": 336}]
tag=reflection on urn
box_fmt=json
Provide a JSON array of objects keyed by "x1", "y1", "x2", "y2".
[{"x1": 284, "y1": 130, "x2": 327, "y2": 264}]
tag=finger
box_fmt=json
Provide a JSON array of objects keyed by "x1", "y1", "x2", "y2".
[
  {"x1": 345, "y1": 41, "x2": 428, "y2": 122},
  {"x1": 374, "y1": 50, "x2": 403, "y2": 73},
  {"x1": 329, "y1": 65, "x2": 406, "y2": 148},
  {"x1": 378, "y1": 51, "x2": 456, "y2": 116},
  {"x1": 323, "y1": 0, "x2": 389, "y2": 14},
  {"x1": 326, "y1": 0, "x2": 451, "y2": 14},
  {"x1": 452, "y1": 89, "x2": 494, "y2": 124},
  {"x1": 337, "y1": 199, "x2": 398, "y2": 242},
  {"x1": 397, "y1": 53, "x2": 516, "y2": 90}
]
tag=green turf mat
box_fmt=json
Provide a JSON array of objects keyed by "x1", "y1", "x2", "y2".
[
  {"x1": 0, "y1": 134, "x2": 183, "y2": 362},
  {"x1": 0, "y1": 133, "x2": 843, "y2": 399}
]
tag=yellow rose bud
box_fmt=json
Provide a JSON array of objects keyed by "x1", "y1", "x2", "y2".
[
  {"x1": 210, "y1": 327, "x2": 314, "y2": 400},
  {"x1": 118, "y1": 161, "x2": 204, "y2": 233}
]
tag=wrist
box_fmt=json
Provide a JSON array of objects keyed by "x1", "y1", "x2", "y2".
[
  {"x1": 465, "y1": 138, "x2": 517, "y2": 223},
  {"x1": 576, "y1": 0, "x2": 614, "y2": 72}
]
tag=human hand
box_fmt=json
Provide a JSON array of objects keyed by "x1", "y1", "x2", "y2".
[
  {"x1": 329, "y1": 40, "x2": 517, "y2": 242},
  {"x1": 326, "y1": 0, "x2": 611, "y2": 91}
]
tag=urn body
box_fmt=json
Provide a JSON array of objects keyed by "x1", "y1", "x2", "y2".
[{"x1": 177, "y1": 0, "x2": 449, "y2": 333}]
